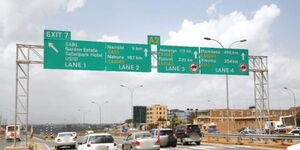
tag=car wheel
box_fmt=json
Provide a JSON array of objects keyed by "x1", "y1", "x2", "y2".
[
  {"x1": 196, "y1": 141, "x2": 201, "y2": 145},
  {"x1": 71, "y1": 145, "x2": 76, "y2": 149},
  {"x1": 55, "y1": 146, "x2": 60, "y2": 150},
  {"x1": 182, "y1": 139, "x2": 188, "y2": 145}
]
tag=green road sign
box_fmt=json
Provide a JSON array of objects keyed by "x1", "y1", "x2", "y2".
[
  {"x1": 44, "y1": 30, "x2": 71, "y2": 40},
  {"x1": 157, "y1": 45, "x2": 199, "y2": 74},
  {"x1": 44, "y1": 39, "x2": 106, "y2": 70},
  {"x1": 105, "y1": 42, "x2": 151, "y2": 72},
  {"x1": 148, "y1": 35, "x2": 160, "y2": 45},
  {"x1": 200, "y1": 47, "x2": 249, "y2": 75}
]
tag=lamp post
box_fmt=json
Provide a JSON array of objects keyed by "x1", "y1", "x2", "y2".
[
  {"x1": 120, "y1": 84, "x2": 143, "y2": 124},
  {"x1": 203, "y1": 37, "x2": 247, "y2": 135},
  {"x1": 78, "y1": 109, "x2": 90, "y2": 125},
  {"x1": 91, "y1": 100, "x2": 108, "y2": 128},
  {"x1": 283, "y1": 87, "x2": 297, "y2": 127}
]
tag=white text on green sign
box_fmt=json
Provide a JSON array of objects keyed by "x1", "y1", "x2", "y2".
[
  {"x1": 200, "y1": 47, "x2": 249, "y2": 75},
  {"x1": 44, "y1": 30, "x2": 71, "y2": 40},
  {"x1": 44, "y1": 39, "x2": 106, "y2": 70},
  {"x1": 105, "y1": 42, "x2": 151, "y2": 72},
  {"x1": 157, "y1": 45, "x2": 199, "y2": 74}
]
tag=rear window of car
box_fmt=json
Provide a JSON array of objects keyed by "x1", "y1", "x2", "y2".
[
  {"x1": 59, "y1": 133, "x2": 73, "y2": 137},
  {"x1": 89, "y1": 135, "x2": 114, "y2": 144},
  {"x1": 160, "y1": 130, "x2": 173, "y2": 136},
  {"x1": 135, "y1": 133, "x2": 152, "y2": 139},
  {"x1": 188, "y1": 125, "x2": 200, "y2": 132}
]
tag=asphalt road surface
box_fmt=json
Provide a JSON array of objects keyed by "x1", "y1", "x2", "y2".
[
  {"x1": 36, "y1": 136, "x2": 278, "y2": 150},
  {"x1": 0, "y1": 137, "x2": 24, "y2": 150}
]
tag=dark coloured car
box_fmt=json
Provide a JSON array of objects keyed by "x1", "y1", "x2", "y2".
[{"x1": 175, "y1": 125, "x2": 202, "y2": 145}]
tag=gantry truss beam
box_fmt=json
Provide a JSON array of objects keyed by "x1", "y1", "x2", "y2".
[{"x1": 14, "y1": 44, "x2": 269, "y2": 147}]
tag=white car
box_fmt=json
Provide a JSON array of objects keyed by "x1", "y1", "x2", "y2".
[
  {"x1": 77, "y1": 133, "x2": 118, "y2": 150},
  {"x1": 54, "y1": 132, "x2": 77, "y2": 149}
]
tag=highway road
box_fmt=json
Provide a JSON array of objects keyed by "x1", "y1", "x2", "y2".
[
  {"x1": 0, "y1": 137, "x2": 24, "y2": 150},
  {"x1": 33, "y1": 136, "x2": 278, "y2": 150}
]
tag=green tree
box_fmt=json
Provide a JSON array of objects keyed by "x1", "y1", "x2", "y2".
[
  {"x1": 148, "y1": 123, "x2": 158, "y2": 130},
  {"x1": 124, "y1": 119, "x2": 133, "y2": 124},
  {"x1": 187, "y1": 112, "x2": 197, "y2": 124}
]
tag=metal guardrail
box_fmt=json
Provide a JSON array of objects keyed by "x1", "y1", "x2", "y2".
[{"x1": 204, "y1": 133, "x2": 300, "y2": 143}]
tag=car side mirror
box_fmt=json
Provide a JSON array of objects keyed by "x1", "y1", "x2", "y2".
[{"x1": 78, "y1": 142, "x2": 82, "y2": 145}]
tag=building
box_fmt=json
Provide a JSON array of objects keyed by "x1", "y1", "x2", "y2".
[
  {"x1": 194, "y1": 107, "x2": 293, "y2": 133},
  {"x1": 146, "y1": 105, "x2": 168, "y2": 124},
  {"x1": 168, "y1": 109, "x2": 186, "y2": 121}
]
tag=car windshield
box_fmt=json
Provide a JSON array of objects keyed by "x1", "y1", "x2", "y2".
[
  {"x1": 59, "y1": 133, "x2": 73, "y2": 137},
  {"x1": 89, "y1": 135, "x2": 114, "y2": 144},
  {"x1": 135, "y1": 133, "x2": 152, "y2": 139},
  {"x1": 160, "y1": 130, "x2": 173, "y2": 136}
]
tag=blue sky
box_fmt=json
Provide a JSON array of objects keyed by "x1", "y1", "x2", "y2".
[
  {"x1": 43, "y1": 0, "x2": 300, "y2": 53},
  {"x1": 0, "y1": 0, "x2": 300, "y2": 124}
]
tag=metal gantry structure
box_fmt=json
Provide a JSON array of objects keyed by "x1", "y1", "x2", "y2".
[
  {"x1": 14, "y1": 44, "x2": 269, "y2": 146},
  {"x1": 14, "y1": 44, "x2": 43, "y2": 147},
  {"x1": 249, "y1": 56, "x2": 270, "y2": 133}
]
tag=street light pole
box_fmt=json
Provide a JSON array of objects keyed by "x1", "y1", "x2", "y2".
[
  {"x1": 78, "y1": 109, "x2": 85, "y2": 124},
  {"x1": 120, "y1": 84, "x2": 143, "y2": 124},
  {"x1": 284, "y1": 87, "x2": 297, "y2": 127},
  {"x1": 78, "y1": 109, "x2": 90, "y2": 125},
  {"x1": 91, "y1": 100, "x2": 108, "y2": 128},
  {"x1": 203, "y1": 37, "x2": 247, "y2": 135}
]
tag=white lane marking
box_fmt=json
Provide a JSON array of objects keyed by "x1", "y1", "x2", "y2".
[
  {"x1": 190, "y1": 145, "x2": 217, "y2": 149},
  {"x1": 43, "y1": 143, "x2": 51, "y2": 150}
]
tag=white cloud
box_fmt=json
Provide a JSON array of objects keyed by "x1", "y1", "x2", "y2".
[
  {"x1": 72, "y1": 30, "x2": 89, "y2": 40},
  {"x1": 66, "y1": 0, "x2": 87, "y2": 13},
  {"x1": 165, "y1": 4, "x2": 300, "y2": 110},
  {"x1": 206, "y1": 3, "x2": 217, "y2": 15},
  {"x1": 97, "y1": 35, "x2": 121, "y2": 42},
  {"x1": 165, "y1": 4, "x2": 280, "y2": 55}
]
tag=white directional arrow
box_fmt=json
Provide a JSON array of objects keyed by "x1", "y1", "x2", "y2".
[
  {"x1": 194, "y1": 51, "x2": 198, "y2": 59},
  {"x1": 48, "y1": 42, "x2": 59, "y2": 53},
  {"x1": 144, "y1": 49, "x2": 148, "y2": 57},
  {"x1": 241, "y1": 52, "x2": 245, "y2": 61}
]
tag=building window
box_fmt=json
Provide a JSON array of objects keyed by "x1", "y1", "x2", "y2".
[
  {"x1": 218, "y1": 112, "x2": 223, "y2": 116},
  {"x1": 240, "y1": 111, "x2": 243, "y2": 116},
  {"x1": 246, "y1": 111, "x2": 250, "y2": 116}
]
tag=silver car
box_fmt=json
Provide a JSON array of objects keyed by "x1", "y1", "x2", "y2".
[
  {"x1": 54, "y1": 132, "x2": 77, "y2": 149},
  {"x1": 151, "y1": 128, "x2": 177, "y2": 147},
  {"x1": 122, "y1": 132, "x2": 160, "y2": 150}
]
